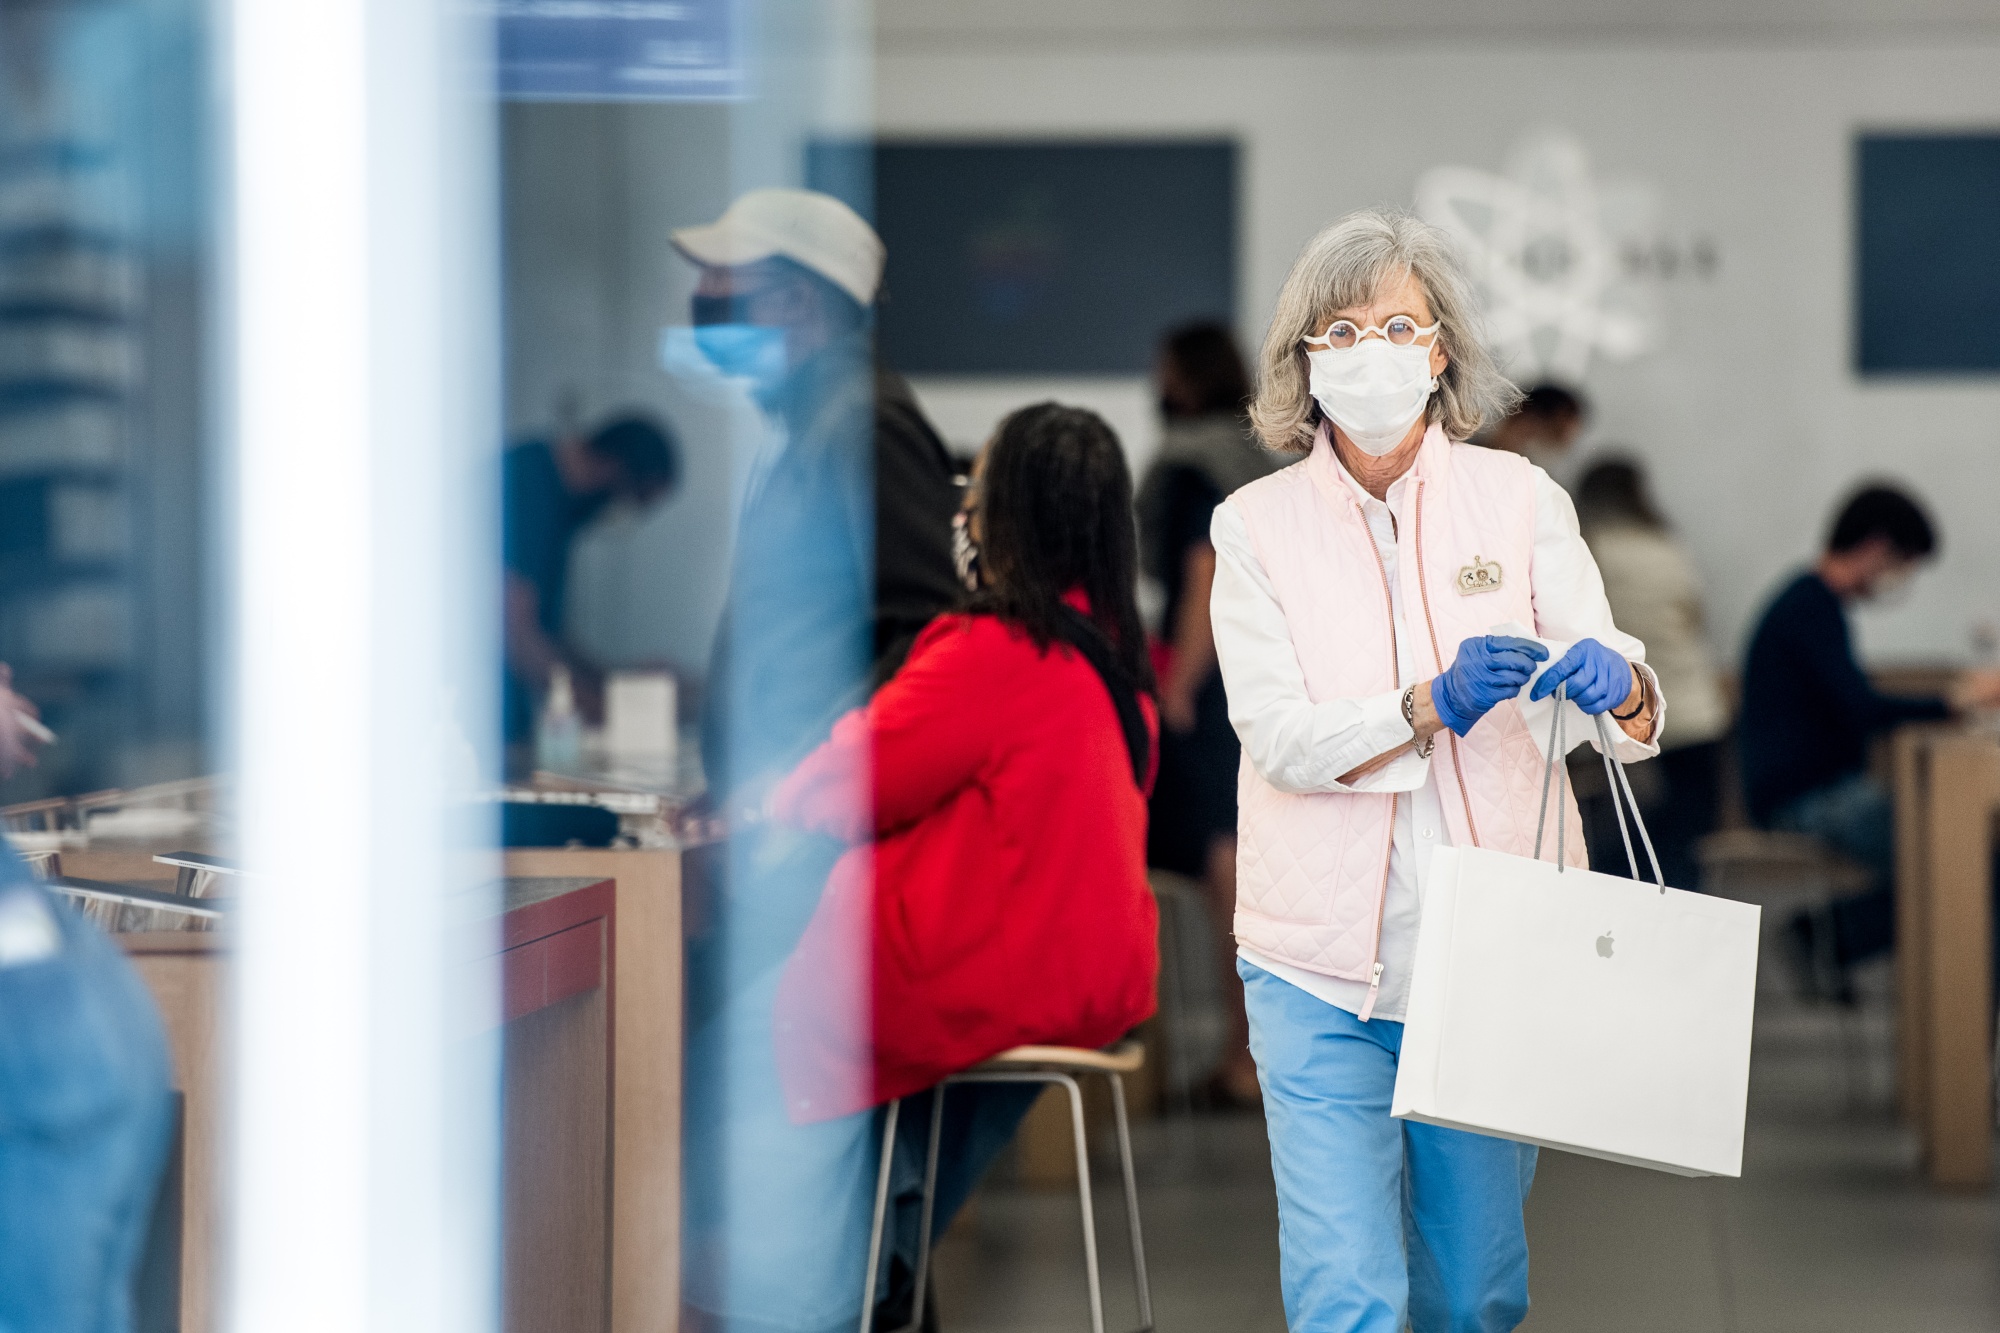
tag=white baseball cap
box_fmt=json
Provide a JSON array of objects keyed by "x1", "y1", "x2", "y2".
[{"x1": 671, "y1": 188, "x2": 885, "y2": 307}]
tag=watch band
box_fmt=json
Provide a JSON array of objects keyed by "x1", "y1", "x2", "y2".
[
  {"x1": 1403, "y1": 685, "x2": 1436, "y2": 759},
  {"x1": 1610, "y1": 668, "x2": 1649, "y2": 721}
]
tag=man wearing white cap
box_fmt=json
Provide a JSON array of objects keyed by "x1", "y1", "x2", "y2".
[
  {"x1": 675, "y1": 190, "x2": 996, "y2": 1333},
  {"x1": 672, "y1": 188, "x2": 962, "y2": 798}
]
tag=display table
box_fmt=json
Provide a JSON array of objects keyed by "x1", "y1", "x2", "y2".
[
  {"x1": 491, "y1": 876, "x2": 617, "y2": 1332},
  {"x1": 121, "y1": 930, "x2": 226, "y2": 1331},
  {"x1": 121, "y1": 875, "x2": 622, "y2": 1331},
  {"x1": 1891, "y1": 725, "x2": 2000, "y2": 1188},
  {"x1": 500, "y1": 846, "x2": 687, "y2": 1333}
]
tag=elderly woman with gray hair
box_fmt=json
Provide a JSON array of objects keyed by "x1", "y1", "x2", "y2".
[{"x1": 1211, "y1": 209, "x2": 1664, "y2": 1331}]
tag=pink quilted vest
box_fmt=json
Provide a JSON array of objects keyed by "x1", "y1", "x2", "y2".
[{"x1": 1231, "y1": 422, "x2": 1586, "y2": 1015}]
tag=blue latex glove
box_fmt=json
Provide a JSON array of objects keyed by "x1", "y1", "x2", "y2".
[
  {"x1": 1430, "y1": 635, "x2": 1549, "y2": 736},
  {"x1": 1529, "y1": 637, "x2": 1638, "y2": 715}
]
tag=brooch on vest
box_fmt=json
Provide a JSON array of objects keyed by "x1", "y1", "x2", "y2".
[{"x1": 1456, "y1": 555, "x2": 1503, "y2": 595}]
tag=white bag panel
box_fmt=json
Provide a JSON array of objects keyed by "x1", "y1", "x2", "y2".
[
  {"x1": 1389, "y1": 844, "x2": 1462, "y2": 1120},
  {"x1": 1392, "y1": 846, "x2": 1760, "y2": 1178}
]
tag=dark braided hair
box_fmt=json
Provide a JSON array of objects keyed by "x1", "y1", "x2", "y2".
[{"x1": 968, "y1": 402, "x2": 1157, "y2": 779}]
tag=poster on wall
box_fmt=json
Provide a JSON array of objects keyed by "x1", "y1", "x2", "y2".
[
  {"x1": 488, "y1": 0, "x2": 745, "y2": 102},
  {"x1": 1856, "y1": 134, "x2": 2000, "y2": 375},
  {"x1": 808, "y1": 139, "x2": 1237, "y2": 375}
]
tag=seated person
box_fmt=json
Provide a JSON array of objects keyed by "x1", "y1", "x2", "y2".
[
  {"x1": 679, "y1": 404, "x2": 1160, "y2": 1333},
  {"x1": 1740, "y1": 484, "x2": 2000, "y2": 996},
  {"x1": 1478, "y1": 382, "x2": 1589, "y2": 484},
  {"x1": 501, "y1": 413, "x2": 680, "y2": 760}
]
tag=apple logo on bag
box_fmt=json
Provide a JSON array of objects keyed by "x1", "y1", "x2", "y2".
[{"x1": 1595, "y1": 930, "x2": 1615, "y2": 959}]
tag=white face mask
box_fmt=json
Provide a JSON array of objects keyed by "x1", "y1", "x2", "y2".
[
  {"x1": 1867, "y1": 562, "x2": 1917, "y2": 608},
  {"x1": 1306, "y1": 337, "x2": 1438, "y2": 456}
]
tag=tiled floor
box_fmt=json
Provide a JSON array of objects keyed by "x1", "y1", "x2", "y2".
[{"x1": 931, "y1": 972, "x2": 2000, "y2": 1332}]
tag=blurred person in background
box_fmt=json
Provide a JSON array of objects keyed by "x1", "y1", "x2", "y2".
[
  {"x1": 1135, "y1": 321, "x2": 1280, "y2": 1107},
  {"x1": 672, "y1": 188, "x2": 967, "y2": 1331},
  {"x1": 1575, "y1": 458, "x2": 1730, "y2": 890},
  {"x1": 673, "y1": 188, "x2": 962, "y2": 801},
  {"x1": 1479, "y1": 382, "x2": 1588, "y2": 485},
  {"x1": 502, "y1": 413, "x2": 681, "y2": 757},
  {"x1": 1219, "y1": 210, "x2": 1661, "y2": 1333},
  {"x1": 683, "y1": 404, "x2": 1158, "y2": 1333},
  {"x1": 0, "y1": 663, "x2": 47, "y2": 780},
  {"x1": 1741, "y1": 484, "x2": 2000, "y2": 1000}
]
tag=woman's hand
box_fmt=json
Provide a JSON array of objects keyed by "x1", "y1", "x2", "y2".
[
  {"x1": 1948, "y1": 668, "x2": 2000, "y2": 713},
  {"x1": 1431, "y1": 635, "x2": 1549, "y2": 736},
  {"x1": 1530, "y1": 638, "x2": 1639, "y2": 715},
  {"x1": 0, "y1": 664, "x2": 45, "y2": 781}
]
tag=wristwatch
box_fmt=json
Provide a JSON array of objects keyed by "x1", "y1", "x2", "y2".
[{"x1": 1402, "y1": 685, "x2": 1435, "y2": 759}]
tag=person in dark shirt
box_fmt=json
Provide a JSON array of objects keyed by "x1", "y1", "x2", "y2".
[
  {"x1": 1478, "y1": 382, "x2": 1588, "y2": 485},
  {"x1": 501, "y1": 415, "x2": 680, "y2": 749},
  {"x1": 670, "y1": 189, "x2": 970, "y2": 1333},
  {"x1": 1740, "y1": 484, "x2": 2000, "y2": 993},
  {"x1": 671, "y1": 189, "x2": 961, "y2": 799},
  {"x1": 1134, "y1": 322, "x2": 1278, "y2": 1107}
]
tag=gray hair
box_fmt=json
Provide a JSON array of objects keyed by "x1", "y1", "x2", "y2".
[{"x1": 1249, "y1": 208, "x2": 1520, "y2": 454}]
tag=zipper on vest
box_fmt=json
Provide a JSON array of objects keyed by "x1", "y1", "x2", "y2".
[
  {"x1": 1357, "y1": 502, "x2": 1400, "y2": 1022},
  {"x1": 1412, "y1": 478, "x2": 1483, "y2": 849},
  {"x1": 1358, "y1": 790, "x2": 1396, "y2": 1022},
  {"x1": 1359, "y1": 961, "x2": 1385, "y2": 1022}
]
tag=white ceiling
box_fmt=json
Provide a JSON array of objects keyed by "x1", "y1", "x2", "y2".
[{"x1": 877, "y1": 0, "x2": 2000, "y2": 49}]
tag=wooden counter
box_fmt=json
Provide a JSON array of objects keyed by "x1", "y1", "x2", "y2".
[
  {"x1": 121, "y1": 931, "x2": 227, "y2": 1332},
  {"x1": 121, "y1": 875, "x2": 624, "y2": 1331},
  {"x1": 1892, "y1": 726, "x2": 2000, "y2": 1188},
  {"x1": 502, "y1": 846, "x2": 685, "y2": 1333},
  {"x1": 493, "y1": 876, "x2": 617, "y2": 1332}
]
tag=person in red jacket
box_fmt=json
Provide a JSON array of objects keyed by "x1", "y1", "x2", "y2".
[{"x1": 680, "y1": 403, "x2": 1159, "y2": 1333}]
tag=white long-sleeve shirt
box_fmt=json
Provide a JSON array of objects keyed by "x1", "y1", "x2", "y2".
[{"x1": 1212, "y1": 456, "x2": 1661, "y2": 1021}]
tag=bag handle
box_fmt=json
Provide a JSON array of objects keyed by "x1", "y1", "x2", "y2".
[{"x1": 1532, "y1": 684, "x2": 1668, "y2": 893}]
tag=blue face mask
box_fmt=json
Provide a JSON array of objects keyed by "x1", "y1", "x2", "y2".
[{"x1": 692, "y1": 323, "x2": 787, "y2": 386}]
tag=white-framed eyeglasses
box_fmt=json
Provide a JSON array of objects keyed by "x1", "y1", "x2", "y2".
[{"x1": 1304, "y1": 315, "x2": 1440, "y2": 351}]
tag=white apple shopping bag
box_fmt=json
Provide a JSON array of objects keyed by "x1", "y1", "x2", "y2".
[{"x1": 1389, "y1": 700, "x2": 1761, "y2": 1177}]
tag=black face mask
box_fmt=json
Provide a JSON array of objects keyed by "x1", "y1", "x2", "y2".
[{"x1": 691, "y1": 292, "x2": 761, "y2": 327}]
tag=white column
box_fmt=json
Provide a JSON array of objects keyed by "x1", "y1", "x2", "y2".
[{"x1": 227, "y1": 0, "x2": 497, "y2": 1328}]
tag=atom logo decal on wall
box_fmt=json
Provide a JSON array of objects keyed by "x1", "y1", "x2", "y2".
[{"x1": 1416, "y1": 130, "x2": 1667, "y2": 382}]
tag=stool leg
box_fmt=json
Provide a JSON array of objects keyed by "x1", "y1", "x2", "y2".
[
  {"x1": 858, "y1": 1099, "x2": 901, "y2": 1333},
  {"x1": 1105, "y1": 1072, "x2": 1153, "y2": 1332},
  {"x1": 1059, "y1": 1073, "x2": 1105, "y2": 1333},
  {"x1": 1162, "y1": 896, "x2": 1196, "y2": 1117},
  {"x1": 898, "y1": 1086, "x2": 948, "y2": 1333}
]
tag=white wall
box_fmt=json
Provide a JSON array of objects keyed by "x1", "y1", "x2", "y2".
[{"x1": 878, "y1": 41, "x2": 2000, "y2": 668}]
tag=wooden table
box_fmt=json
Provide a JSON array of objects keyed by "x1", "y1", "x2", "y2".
[
  {"x1": 121, "y1": 876, "x2": 624, "y2": 1331},
  {"x1": 501, "y1": 846, "x2": 687, "y2": 1333},
  {"x1": 1892, "y1": 725, "x2": 2000, "y2": 1188},
  {"x1": 121, "y1": 931, "x2": 227, "y2": 1331},
  {"x1": 491, "y1": 876, "x2": 617, "y2": 1332}
]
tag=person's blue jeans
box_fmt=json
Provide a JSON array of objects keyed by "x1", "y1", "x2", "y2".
[
  {"x1": 0, "y1": 875, "x2": 173, "y2": 1333},
  {"x1": 1240, "y1": 958, "x2": 1537, "y2": 1333},
  {"x1": 1769, "y1": 774, "x2": 1897, "y2": 966}
]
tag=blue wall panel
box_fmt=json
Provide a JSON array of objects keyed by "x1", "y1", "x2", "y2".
[
  {"x1": 809, "y1": 139, "x2": 1237, "y2": 375},
  {"x1": 1856, "y1": 134, "x2": 2000, "y2": 375}
]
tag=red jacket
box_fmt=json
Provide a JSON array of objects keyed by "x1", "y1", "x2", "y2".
[{"x1": 769, "y1": 611, "x2": 1159, "y2": 1123}]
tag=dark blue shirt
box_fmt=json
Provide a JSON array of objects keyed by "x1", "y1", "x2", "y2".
[
  {"x1": 1738, "y1": 571, "x2": 1947, "y2": 823},
  {"x1": 501, "y1": 440, "x2": 607, "y2": 741}
]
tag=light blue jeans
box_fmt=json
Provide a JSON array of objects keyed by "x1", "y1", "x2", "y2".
[
  {"x1": 0, "y1": 864, "x2": 173, "y2": 1333},
  {"x1": 1240, "y1": 958, "x2": 1537, "y2": 1333}
]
